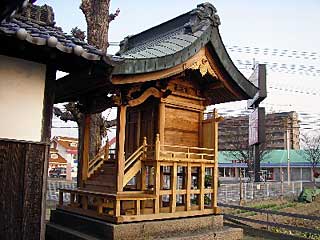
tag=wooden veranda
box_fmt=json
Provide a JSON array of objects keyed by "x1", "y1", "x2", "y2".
[{"x1": 59, "y1": 110, "x2": 222, "y2": 223}]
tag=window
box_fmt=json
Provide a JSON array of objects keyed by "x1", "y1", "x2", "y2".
[{"x1": 51, "y1": 153, "x2": 58, "y2": 159}]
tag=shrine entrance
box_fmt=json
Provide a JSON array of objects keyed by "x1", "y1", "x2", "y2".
[{"x1": 125, "y1": 97, "x2": 159, "y2": 157}]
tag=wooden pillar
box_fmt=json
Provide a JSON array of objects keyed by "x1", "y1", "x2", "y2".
[
  {"x1": 135, "y1": 200, "x2": 141, "y2": 215},
  {"x1": 159, "y1": 101, "x2": 165, "y2": 144},
  {"x1": 154, "y1": 134, "x2": 161, "y2": 213},
  {"x1": 117, "y1": 105, "x2": 127, "y2": 192},
  {"x1": 200, "y1": 163, "x2": 205, "y2": 210},
  {"x1": 81, "y1": 114, "x2": 91, "y2": 183},
  {"x1": 40, "y1": 67, "x2": 56, "y2": 240},
  {"x1": 213, "y1": 109, "x2": 220, "y2": 214},
  {"x1": 199, "y1": 110, "x2": 204, "y2": 147},
  {"x1": 114, "y1": 200, "x2": 121, "y2": 217},
  {"x1": 141, "y1": 165, "x2": 147, "y2": 191},
  {"x1": 171, "y1": 162, "x2": 177, "y2": 213},
  {"x1": 186, "y1": 162, "x2": 191, "y2": 211},
  {"x1": 154, "y1": 162, "x2": 161, "y2": 213}
]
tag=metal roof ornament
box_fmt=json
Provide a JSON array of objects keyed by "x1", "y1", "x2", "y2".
[
  {"x1": 184, "y1": 2, "x2": 221, "y2": 34},
  {"x1": 189, "y1": 57, "x2": 217, "y2": 77}
]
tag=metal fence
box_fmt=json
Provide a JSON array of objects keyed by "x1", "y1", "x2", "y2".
[
  {"x1": 218, "y1": 181, "x2": 304, "y2": 203},
  {"x1": 47, "y1": 180, "x2": 304, "y2": 203},
  {"x1": 47, "y1": 179, "x2": 76, "y2": 202}
]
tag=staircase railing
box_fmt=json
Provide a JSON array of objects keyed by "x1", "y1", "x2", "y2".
[
  {"x1": 124, "y1": 137, "x2": 147, "y2": 172},
  {"x1": 87, "y1": 144, "x2": 110, "y2": 178},
  {"x1": 122, "y1": 137, "x2": 148, "y2": 187}
]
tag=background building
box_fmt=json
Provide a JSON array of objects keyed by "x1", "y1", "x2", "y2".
[
  {"x1": 51, "y1": 136, "x2": 78, "y2": 166},
  {"x1": 48, "y1": 148, "x2": 67, "y2": 171},
  {"x1": 218, "y1": 150, "x2": 318, "y2": 182},
  {"x1": 218, "y1": 111, "x2": 300, "y2": 150}
]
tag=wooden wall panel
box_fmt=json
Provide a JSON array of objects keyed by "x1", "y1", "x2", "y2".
[
  {"x1": 202, "y1": 120, "x2": 214, "y2": 148},
  {"x1": 165, "y1": 107, "x2": 200, "y2": 147},
  {"x1": 0, "y1": 141, "x2": 25, "y2": 240},
  {"x1": 0, "y1": 139, "x2": 47, "y2": 240},
  {"x1": 22, "y1": 144, "x2": 47, "y2": 240},
  {"x1": 165, "y1": 130, "x2": 199, "y2": 147}
]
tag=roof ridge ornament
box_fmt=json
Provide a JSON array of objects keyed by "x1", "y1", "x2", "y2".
[
  {"x1": 15, "y1": 3, "x2": 55, "y2": 26},
  {"x1": 184, "y1": 2, "x2": 221, "y2": 34}
]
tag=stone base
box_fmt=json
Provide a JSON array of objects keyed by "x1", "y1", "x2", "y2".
[{"x1": 46, "y1": 209, "x2": 243, "y2": 240}]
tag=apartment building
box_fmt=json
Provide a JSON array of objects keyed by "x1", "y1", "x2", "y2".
[{"x1": 218, "y1": 111, "x2": 300, "y2": 150}]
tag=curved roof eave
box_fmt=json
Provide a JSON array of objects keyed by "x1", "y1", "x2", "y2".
[
  {"x1": 113, "y1": 3, "x2": 258, "y2": 100},
  {"x1": 208, "y1": 27, "x2": 258, "y2": 99}
]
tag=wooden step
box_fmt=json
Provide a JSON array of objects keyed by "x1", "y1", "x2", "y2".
[
  {"x1": 92, "y1": 172, "x2": 116, "y2": 182},
  {"x1": 86, "y1": 179, "x2": 116, "y2": 188},
  {"x1": 89, "y1": 168, "x2": 116, "y2": 180},
  {"x1": 83, "y1": 184, "x2": 116, "y2": 193},
  {"x1": 99, "y1": 165, "x2": 116, "y2": 174}
]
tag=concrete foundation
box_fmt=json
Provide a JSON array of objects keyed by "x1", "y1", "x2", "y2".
[{"x1": 46, "y1": 209, "x2": 243, "y2": 240}]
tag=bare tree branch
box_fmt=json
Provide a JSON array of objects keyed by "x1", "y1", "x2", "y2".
[
  {"x1": 222, "y1": 126, "x2": 272, "y2": 180},
  {"x1": 300, "y1": 132, "x2": 320, "y2": 187}
]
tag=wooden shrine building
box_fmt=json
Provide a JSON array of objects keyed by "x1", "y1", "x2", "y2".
[{"x1": 52, "y1": 2, "x2": 259, "y2": 233}]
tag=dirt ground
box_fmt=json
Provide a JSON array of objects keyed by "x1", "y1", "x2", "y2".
[{"x1": 223, "y1": 196, "x2": 320, "y2": 239}]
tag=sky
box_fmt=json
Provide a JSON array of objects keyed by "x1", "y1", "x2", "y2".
[{"x1": 37, "y1": 0, "x2": 320, "y2": 137}]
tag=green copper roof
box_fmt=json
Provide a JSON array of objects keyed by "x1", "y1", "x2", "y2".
[{"x1": 219, "y1": 150, "x2": 309, "y2": 165}]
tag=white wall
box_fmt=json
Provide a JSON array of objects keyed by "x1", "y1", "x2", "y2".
[{"x1": 0, "y1": 55, "x2": 46, "y2": 142}]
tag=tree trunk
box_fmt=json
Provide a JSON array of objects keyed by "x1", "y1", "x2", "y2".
[
  {"x1": 81, "y1": 0, "x2": 111, "y2": 51},
  {"x1": 81, "y1": 0, "x2": 111, "y2": 159}
]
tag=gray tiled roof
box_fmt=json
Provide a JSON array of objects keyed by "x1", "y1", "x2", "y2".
[
  {"x1": 121, "y1": 28, "x2": 200, "y2": 59},
  {"x1": 114, "y1": 3, "x2": 222, "y2": 75},
  {"x1": 0, "y1": 17, "x2": 106, "y2": 61},
  {"x1": 114, "y1": 2, "x2": 258, "y2": 100}
]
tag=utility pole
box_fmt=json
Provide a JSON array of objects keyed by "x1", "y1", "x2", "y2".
[
  {"x1": 286, "y1": 127, "x2": 291, "y2": 185},
  {"x1": 247, "y1": 64, "x2": 267, "y2": 182}
]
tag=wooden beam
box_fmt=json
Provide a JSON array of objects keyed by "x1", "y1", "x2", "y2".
[
  {"x1": 159, "y1": 101, "x2": 166, "y2": 144},
  {"x1": 55, "y1": 71, "x2": 113, "y2": 104},
  {"x1": 82, "y1": 114, "x2": 90, "y2": 182},
  {"x1": 82, "y1": 196, "x2": 88, "y2": 210},
  {"x1": 206, "y1": 81, "x2": 224, "y2": 90},
  {"x1": 186, "y1": 163, "x2": 191, "y2": 211},
  {"x1": 136, "y1": 200, "x2": 141, "y2": 215},
  {"x1": 40, "y1": 66, "x2": 56, "y2": 240},
  {"x1": 199, "y1": 110, "x2": 204, "y2": 148},
  {"x1": 128, "y1": 87, "x2": 162, "y2": 107},
  {"x1": 213, "y1": 109, "x2": 219, "y2": 214},
  {"x1": 114, "y1": 200, "x2": 121, "y2": 217},
  {"x1": 116, "y1": 105, "x2": 126, "y2": 192},
  {"x1": 154, "y1": 162, "x2": 161, "y2": 214},
  {"x1": 171, "y1": 162, "x2": 177, "y2": 213},
  {"x1": 200, "y1": 163, "x2": 205, "y2": 211},
  {"x1": 141, "y1": 163, "x2": 147, "y2": 191}
]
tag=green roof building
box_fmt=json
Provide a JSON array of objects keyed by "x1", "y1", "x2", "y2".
[{"x1": 218, "y1": 150, "x2": 317, "y2": 182}]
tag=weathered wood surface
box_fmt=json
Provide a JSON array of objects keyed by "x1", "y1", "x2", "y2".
[
  {"x1": 165, "y1": 107, "x2": 200, "y2": 147},
  {"x1": 0, "y1": 139, "x2": 47, "y2": 240}
]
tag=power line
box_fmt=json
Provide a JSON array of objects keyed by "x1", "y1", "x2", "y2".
[
  {"x1": 226, "y1": 45, "x2": 320, "y2": 61},
  {"x1": 236, "y1": 60, "x2": 320, "y2": 77}
]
